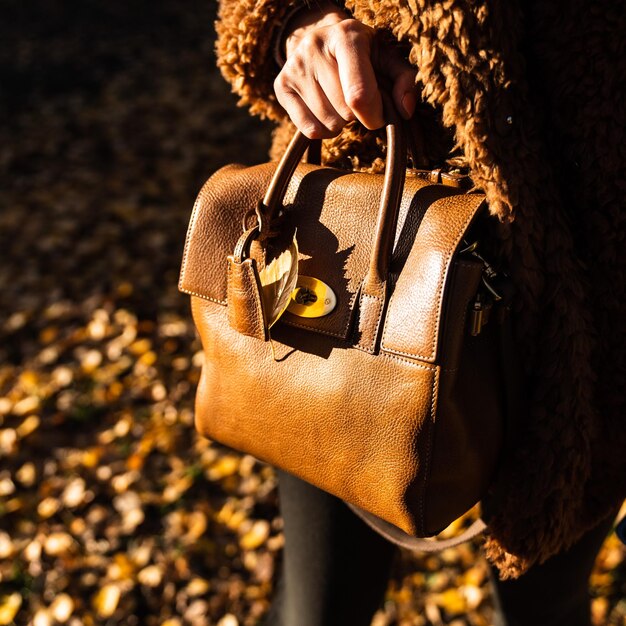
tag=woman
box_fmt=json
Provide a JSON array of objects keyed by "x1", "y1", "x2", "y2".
[{"x1": 214, "y1": 0, "x2": 625, "y2": 623}]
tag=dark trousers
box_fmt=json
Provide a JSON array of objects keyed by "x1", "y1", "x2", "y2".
[{"x1": 267, "y1": 470, "x2": 615, "y2": 626}]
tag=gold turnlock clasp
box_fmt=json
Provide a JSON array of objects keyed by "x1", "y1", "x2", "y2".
[{"x1": 286, "y1": 276, "x2": 337, "y2": 318}]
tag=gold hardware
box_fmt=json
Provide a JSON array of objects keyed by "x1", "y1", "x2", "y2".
[
  {"x1": 294, "y1": 287, "x2": 318, "y2": 306},
  {"x1": 286, "y1": 276, "x2": 337, "y2": 318}
]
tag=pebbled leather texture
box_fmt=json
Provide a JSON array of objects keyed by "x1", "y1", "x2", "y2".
[
  {"x1": 355, "y1": 290, "x2": 386, "y2": 354},
  {"x1": 180, "y1": 164, "x2": 463, "y2": 342},
  {"x1": 381, "y1": 192, "x2": 486, "y2": 362},
  {"x1": 226, "y1": 255, "x2": 267, "y2": 341},
  {"x1": 180, "y1": 136, "x2": 506, "y2": 538}
]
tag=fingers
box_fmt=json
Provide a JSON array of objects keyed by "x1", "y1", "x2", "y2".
[
  {"x1": 275, "y1": 19, "x2": 382, "y2": 138},
  {"x1": 276, "y1": 75, "x2": 348, "y2": 139},
  {"x1": 332, "y1": 24, "x2": 384, "y2": 129},
  {"x1": 391, "y1": 63, "x2": 418, "y2": 120},
  {"x1": 316, "y1": 62, "x2": 357, "y2": 125},
  {"x1": 274, "y1": 84, "x2": 334, "y2": 139},
  {"x1": 275, "y1": 59, "x2": 352, "y2": 139},
  {"x1": 274, "y1": 17, "x2": 418, "y2": 139},
  {"x1": 275, "y1": 34, "x2": 358, "y2": 139}
]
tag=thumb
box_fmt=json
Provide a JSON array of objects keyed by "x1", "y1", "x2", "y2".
[
  {"x1": 388, "y1": 55, "x2": 418, "y2": 120},
  {"x1": 374, "y1": 44, "x2": 418, "y2": 120}
]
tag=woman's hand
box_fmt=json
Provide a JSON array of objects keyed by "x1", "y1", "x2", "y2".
[{"x1": 274, "y1": 3, "x2": 417, "y2": 139}]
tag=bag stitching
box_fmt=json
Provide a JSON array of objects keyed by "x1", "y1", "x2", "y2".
[
  {"x1": 419, "y1": 367, "x2": 439, "y2": 537},
  {"x1": 381, "y1": 204, "x2": 479, "y2": 360},
  {"x1": 282, "y1": 288, "x2": 359, "y2": 339},
  {"x1": 438, "y1": 261, "x2": 477, "y2": 372},
  {"x1": 179, "y1": 176, "x2": 216, "y2": 294},
  {"x1": 379, "y1": 351, "x2": 436, "y2": 371},
  {"x1": 281, "y1": 318, "x2": 348, "y2": 339},
  {"x1": 180, "y1": 288, "x2": 226, "y2": 305},
  {"x1": 244, "y1": 261, "x2": 266, "y2": 340},
  {"x1": 357, "y1": 292, "x2": 385, "y2": 353},
  {"x1": 380, "y1": 200, "x2": 482, "y2": 362},
  {"x1": 353, "y1": 342, "x2": 376, "y2": 355}
]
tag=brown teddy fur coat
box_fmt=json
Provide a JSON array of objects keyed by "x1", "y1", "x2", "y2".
[{"x1": 215, "y1": 0, "x2": 626, "y2": 578}]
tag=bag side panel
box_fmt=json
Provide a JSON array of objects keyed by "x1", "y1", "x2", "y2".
[{"x1": 425, "y1": 260, "x2": 505, "y2": 534}]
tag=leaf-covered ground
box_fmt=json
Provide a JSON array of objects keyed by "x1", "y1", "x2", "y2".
[{"x1": 0, "y1": 1, "x2": 624, "y2": 624}]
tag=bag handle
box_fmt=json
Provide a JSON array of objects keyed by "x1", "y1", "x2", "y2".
[{"x1": 258, "y1": 105, "x2": 407, "y2": 301}]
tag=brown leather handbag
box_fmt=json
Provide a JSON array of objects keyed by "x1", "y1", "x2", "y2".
[{"x1": 179, "y1": 122, "x2": 516, "y2": 547}]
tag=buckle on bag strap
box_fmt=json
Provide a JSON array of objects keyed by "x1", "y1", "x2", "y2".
[{"x1": 460, "y1": 240, "x2": 513, "y2": 336}]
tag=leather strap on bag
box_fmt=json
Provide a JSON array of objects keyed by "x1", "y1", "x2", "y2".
[
  {"x1": 258, "y1": 115, "x2": 406, "y2": 303},
  {"x1": 249, "y1": 101, "x2": 406, "y2": 351},
  {"x1": 347, "y1": 503, "x2": 487, "y2": 552}
]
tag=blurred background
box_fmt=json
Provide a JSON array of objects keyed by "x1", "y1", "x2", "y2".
[{"x1": 0, "y1": 1, "x2": 624, "y2": 625}]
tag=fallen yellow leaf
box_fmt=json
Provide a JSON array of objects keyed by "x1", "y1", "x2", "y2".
[
  {"x1": 93, "y1": 584, "x2": 121, "y2": 618},
  {"x1": 240, "y1": 520, "x2": 270, "y2": 550},
  {"x1": 0, "y1": 593, "x2": 22, "y2": 625}
]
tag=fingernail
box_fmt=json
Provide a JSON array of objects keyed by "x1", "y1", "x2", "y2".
[{"x1": 401, "y1": 92, "x2": 416, "y2": 119}]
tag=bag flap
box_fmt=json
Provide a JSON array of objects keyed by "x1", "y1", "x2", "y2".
[
  {"x1": 381, "y1": 192, "x2": 487, "y2": 362},
  {"x1": 179, "y1": 162, "x2": 482, "y2": 342}
]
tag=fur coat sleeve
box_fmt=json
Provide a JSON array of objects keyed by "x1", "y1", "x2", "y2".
[
  {"x1": 215, "y1": 0, "x2": 626, "y2": 580},
  {"x1": 215, "y1": 0, "x2": 298, "y2": 122}
]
